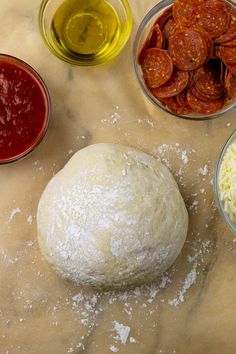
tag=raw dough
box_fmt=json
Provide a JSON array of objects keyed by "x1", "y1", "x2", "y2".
[{"x1": 37, "y1": 144, "x2": 188, "y2": 289}]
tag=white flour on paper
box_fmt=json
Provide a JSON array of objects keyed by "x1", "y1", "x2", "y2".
[
  {"x1": 168, "y1": 263, "x2": 197, "y2": 307},
  {"x1": 198, "y1": 165, "x2": 209, "y2": 176},
  {"x1": 26, "y1": 215, "x2": 33, "y2": 224},
  {"x1": 113, "y1": 321, "x2": 131, "y2": 344},
  {"x1": 66, "y1": 237, "x2": 211, "y2": 351},
  {"x1": 8, "y1": 208, "x2": 21, "y2": 223},
  {"x1": 137, "y1": 118, "x2": 156, "y2": 127},
  {"x1": 101, "y1": 106, "x2": 121, "y2": 125},
  {"x1": 153, "y1": 144, "x2": 197, "y2": 189}
]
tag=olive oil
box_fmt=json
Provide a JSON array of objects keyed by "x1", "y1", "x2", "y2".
[{"x1": 51, "y1": 0, "x2": 120, "y2": 59}]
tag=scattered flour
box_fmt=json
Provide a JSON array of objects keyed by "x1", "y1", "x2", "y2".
[
  {"x1": 81, "y1": 319, "x2": 89, "y2": 326},
  {"x1": 111, "y1": 112, "x2": 121, "y2": 124},
  {"x1": 153, "y1": 143, "x2": 197, "y2": 187},
  {"x1": 32, "y1": 160, "x2": 45, "y2": 175},
  {"x1": 154, "y1": 143, "x2": 195, "y2": 168},
  {"x1": 168, "y1": 263, "x2": 197, "y2": 307},
  {"x1": 27, "y1": 215, "x2": 33, "y2": 224},
  {"x1": 168, "y1": 240, "x2": 212, "y2": 307},
  {"x1": 59, "y1": 236, "x2": 211, "y2": 348},
  {"x1": 153, "y1": 144, "x2": 212, "y2": 216},
  {"x1": 198, "y1": 165, "x2": 208, "y2": 176},
  {"x1": 67, "y1": 149, "x2": 74, "y2": 156},
  {"x1": 189, "y1": 200, "x2": 199, "y2": 211},
  {"x1": 110, "y1": 345, "x2": 119, "y2": 352},
  {"x1": 138, "y1": 118, "x2": 156, "y2": 127},
  {"x1": 181, "y1": 150, "x2": 189, "y2": 165},
  {"x1": 101, "y1": 106, "x2": 121, "y2": 125},
  {"x1": 8, "y1": 208, "x2": 21, "y2": 223},
  {"x1": 113, "y1": 321, "x2": 131, "y2": 344},
  {"x1": 72, "y1": 293, "x2": 84, "y2": 303}
]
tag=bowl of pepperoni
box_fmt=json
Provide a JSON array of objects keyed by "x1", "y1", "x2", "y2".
[{"x1": 133, "y1": 0, "x2": 236, "y2": 120}]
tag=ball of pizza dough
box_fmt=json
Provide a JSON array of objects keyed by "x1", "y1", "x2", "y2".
[{"x1": 37, "y1": 144, "x2": 188, "y2": 289}]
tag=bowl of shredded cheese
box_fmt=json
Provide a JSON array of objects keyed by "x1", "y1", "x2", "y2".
[{"x1": 214, "y1": 129, "x2": 236, "y2": 234}]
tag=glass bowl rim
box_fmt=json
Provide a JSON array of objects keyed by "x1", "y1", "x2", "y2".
[
  {"x1": 133, "y1": 0, "x2": 236, "y2": 121},
  {"x1": 38, "y1": 0, "x2": 133, "y2": 66},
  {"x1": 214, "y1": 128, "x2": 236, "y2": 234},
  {"x1": 0, "y1": 53, "x2": 51, "y2": 165}
]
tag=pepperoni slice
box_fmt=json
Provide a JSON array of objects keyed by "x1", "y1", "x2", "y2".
[
  {"x1": 168, "y1": 29, "x2": 208, "y2": 70},
  {"x1": 220, "y1": 36, "x2": 236, "y2": 46},
  {"x1": 215, "y1": 6, "x2": 236, "y2": 43},
  {"x1": 193, "y1": 27, "x2": 213, "y2": 59},
  {"x1": 195, "y1": 0, "x2": 230, "y2": 38},
  {"x1": 224, "y1": 69, "x2": 236, "y2": 99},
  {"x1": 194, "y1": 69, "x2": 223, "y2": 99},
  {"x1": 138, "y1": 24, "x2": 163, "y2": 64},
  {"x1": 162, "y1": 19, "x2": 177, "y2": 43},
  {"x1": 151, "y1": 69, "x2": 189, "y2": 98},
  {"x1": 215, "y1": 45, "x2": 236, "y2": 64},
  {"x1": 190, "y1": 86, "x2": 210, "y2": 102},
  {"x1": 149, "y1": 24, "x2": 164, "y2": 49},
  {"x1": 188, "y1": 71, "x2": 195, "y2": 87},
  {"x1": 187, "y1": 90, "x2": 223, "y2": 114},
  {"x1": 141, "y1": 48, "x2": 173, "y2": 88},
  {"x1": 173, "y1": 0, "x2": 200, "y2": 27},
  {"x1": 220, "y1": 61, "x2": 226, "y2": 83},
  {"x1": 154, "y1": 6, "x2": 173, "y2": 29},
  {"x1": 188, "y1": 66, "x2": 206, "y2": 87},
  {"x1": 223, "y1": 95, "x2": 232, "y2": 106},
  {"x1": 163, "y1": 96, "x2": 191, "y2": 115},
  {"x1": 176, "y1": 89, "x2": 192, "y2": 112},
  {"x1": 225, "y1": 62, "x2": 236, "y2": 76}
]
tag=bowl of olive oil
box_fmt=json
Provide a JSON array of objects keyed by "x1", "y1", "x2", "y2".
[{"x1": 39, "y1": 0, "x2": 133, "y2": 66}]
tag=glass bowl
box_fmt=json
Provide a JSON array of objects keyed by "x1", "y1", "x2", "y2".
[
  {"x1": 39, "y1": 0, "x2": 133, "y2": 66},
  {"x1": 0, "y1": 54, "x2": 50, "y2": 165},
  {"x1": 214, "y1": 129, "x2": 236, "y2": 234},
  {"x1": 133, "y1": 0, "x2": 236, "y2": 121}
]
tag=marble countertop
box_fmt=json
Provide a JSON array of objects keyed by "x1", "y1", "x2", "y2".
[{"x1": 1, "y1": 0, "x2": 236, "y2": 353}]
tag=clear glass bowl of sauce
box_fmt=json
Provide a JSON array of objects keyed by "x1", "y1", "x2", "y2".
[
  {"x1": 0, "y1": 54, "x2": 50, "y2": 164},
  {"x1": 39, "y1": 0, "x2": 132, "y2": 66}
]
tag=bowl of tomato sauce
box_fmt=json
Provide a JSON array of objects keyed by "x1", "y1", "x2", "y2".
[{"x1": 0, "y1": 54, "x2": 50, "y2": 164}]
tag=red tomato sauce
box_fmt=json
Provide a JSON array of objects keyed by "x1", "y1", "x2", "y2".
[{"x1": 0, "y1": 57, "x2": 49, "y2": 162}]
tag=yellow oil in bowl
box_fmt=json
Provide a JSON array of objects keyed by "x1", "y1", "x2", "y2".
[
  {"x1": 51, "y1": 0, "x2": 121, "y2": 59},
  {"x1": 39, "y1": 0, "x2": 132, "y2": 65}
]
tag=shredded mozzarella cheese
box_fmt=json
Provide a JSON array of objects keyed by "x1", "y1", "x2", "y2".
[{"x1": 219, "y1": 142, "x2": 236, "y2": 223}]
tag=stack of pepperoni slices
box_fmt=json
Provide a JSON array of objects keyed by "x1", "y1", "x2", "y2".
[{"x1": 139, "y1": 0, "x2": 236, "y2": 116}]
